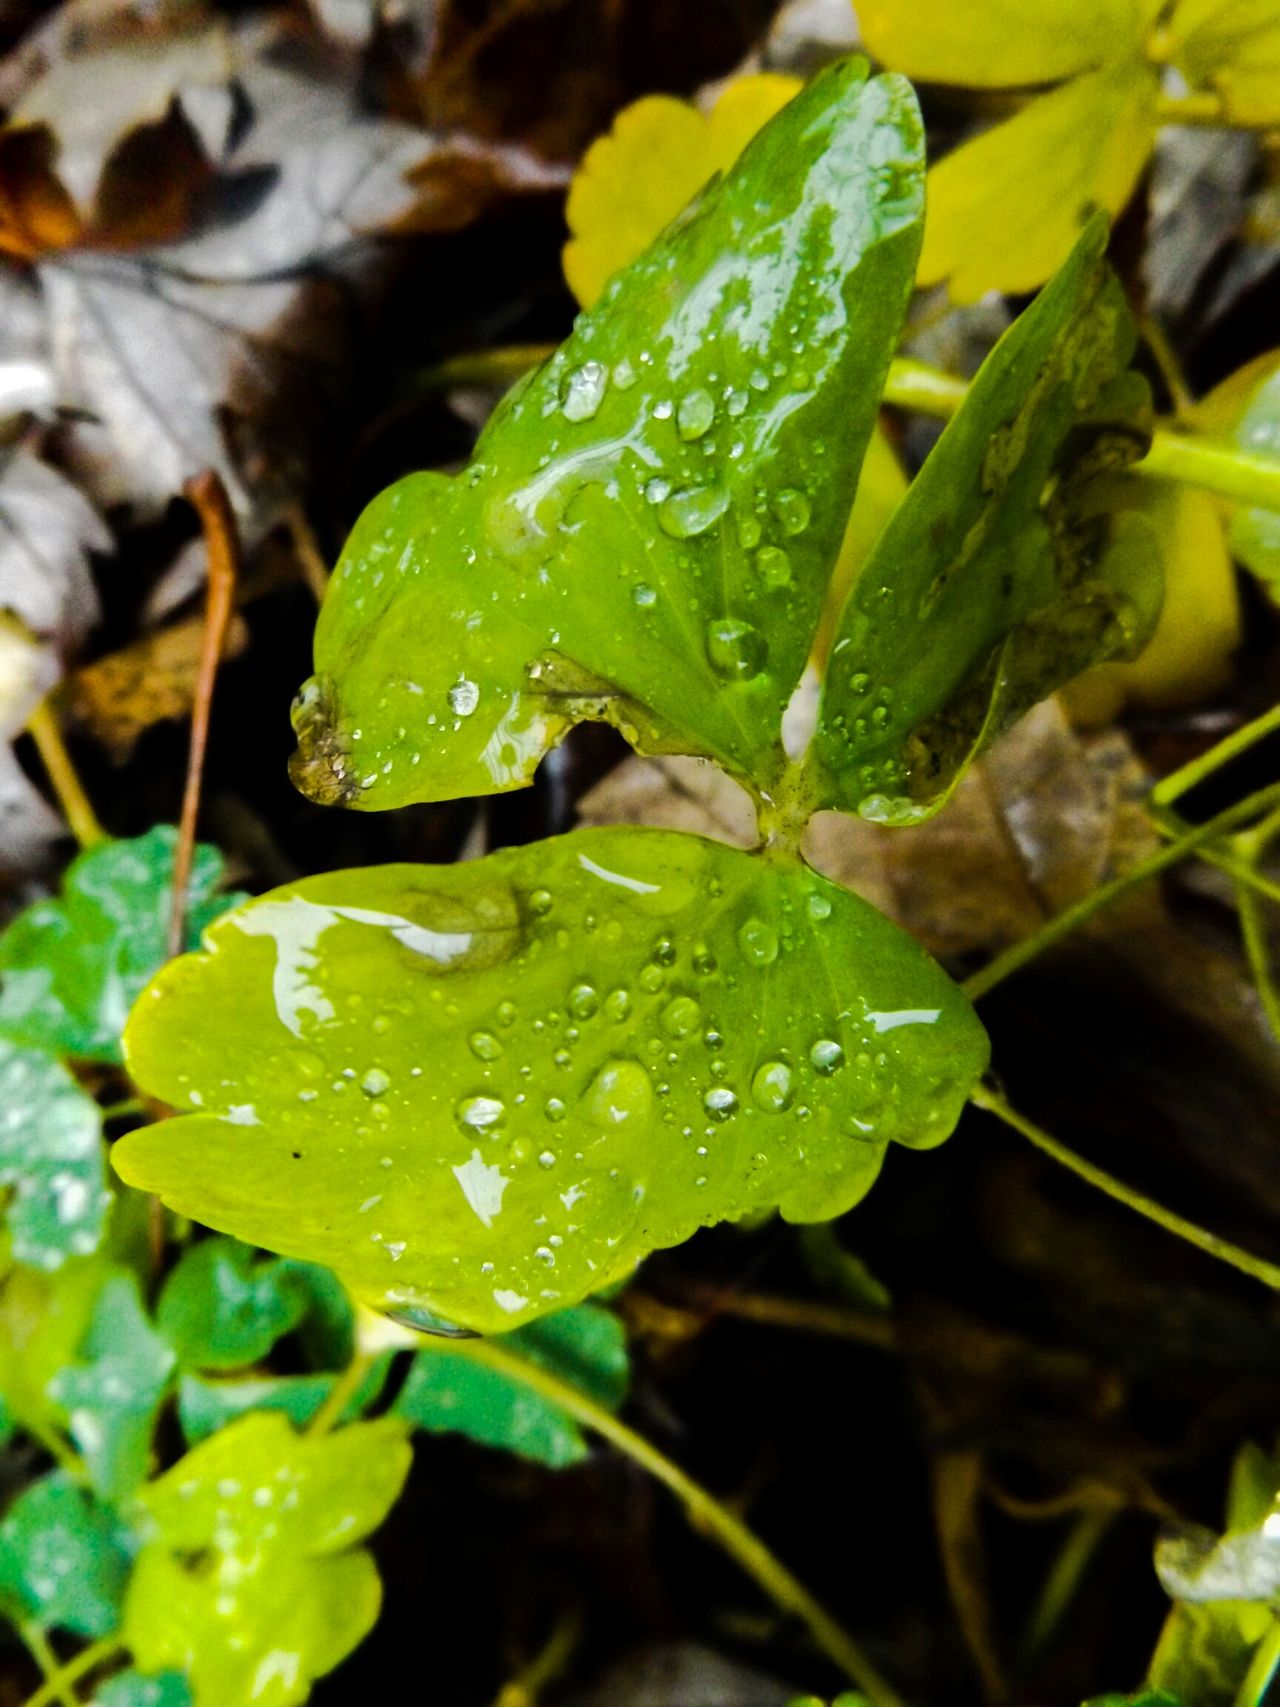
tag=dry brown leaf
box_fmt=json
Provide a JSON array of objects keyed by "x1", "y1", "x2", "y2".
[
  {"x1": 576, "y1": 752, "x2": 757, "y2": 849},
  {"x1": 62, "y1": 607, "x2": 248, "y2": 761}
]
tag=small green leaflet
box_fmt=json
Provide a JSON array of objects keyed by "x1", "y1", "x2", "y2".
[
  {"x1": 157, "y1": 1237, "x2": 311, "y2": 1372},
  {"x1": 0, "y1": 1037, "x2": 108, "y2": 1269},
  {"x1": 177, "y1": 1363, "x2": 391, "y2": 1447},
  {"x1": 290, "y1": 58, "x2": 923, "y2": 809},
  {"x1": 395, "y1": 1302, "x2": 628, "y2": 1467},
  {"x1": 812, "y1": 216, "x2": 1158, "y2": 824},
  {"x1": 0, "y1": 1471, "x2": 133, "y2": 1638},
  {"x1": 0, "y1": 828, "x2": 243, "y2": 1065},
  {"x1": 91, "y1": 1674, "x2": 194, "y2": 1707},
  {"x1": 115, "y1": 827, "x2": 988, "y2": 1333},
  {"x1": 124, "y1": 1411, "x2": 411, "y2": 1707},
  {"x1": 49, "y1": 1270, "x2": 176, "y2": 1501}
]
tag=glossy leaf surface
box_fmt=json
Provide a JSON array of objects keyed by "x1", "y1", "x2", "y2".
[
  {"x1": 0, "y1": 1471, "x2": 132, "y2": 1638},
  {"x1": 0, "y1": 1037, "x2": 108, "y2": 1269},
  {"x1": 177, "y1": 1362, "x2": 391, "y2": 1446},
  {"x1": 1226, "y1": 358, "x2": 1280, "y2": 586},
  {"x1": 48, "y1": 1269, "x2": 175, "y2": 1500},
  {"x1": 115, "y1": 828, "x2": 987, "y2": 1333},
  {"x1": 124, "y1": 1412, "x2": 411, "y2": 1707},
  {"x1": 814, "y1": 219, "x2": 1158, "y2": 824},
  {"x1": 0, "y1": 829, "x2": 240, "y2": 1065},
  {"x1": 395, "y1": 1302, "x2": 628, "y2": 1466},
  {"x1": 289, "y1": 59, "x2": 923, "y2": 808},
  {"x1": 157, "y1": 1236, "x2": 310, "y2": 1372}
]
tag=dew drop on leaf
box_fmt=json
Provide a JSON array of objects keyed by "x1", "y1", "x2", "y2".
[
  {"x1": 660, "y1": 996, "x2": 701, "y2": 1038},
  {"x1": 810, "y1": 1039, "x2": 844, "y2": 1075},
  {"x1": 561, "y1": 360, "x2": 608, "y2": 422},
  {"x1": 676, "y1": 388, "x2": 716, "y2": 440},
  {"x1": 455, "y1": 1095, "x2": 506, "y2": 1132},
  {"x1": 756, "y1": 546, "x2": 792, "y2": 589},
  {"x1": 751, "y1": 1060, "x2": 794, "y2": 1113},
  {"x1": 469, "y1": 1031, "x2": 502, "y2": 1062},
  {"x1": 584, "y1": 1059, "x2": 652, "y2": 1126},
  {"x1": 774, "y1": 489, "x2": 811, "y2": 534},
  {"x1": 737, "y1": 917, "x2": 779, "y2": 967},
  {"x1": 360, "y1": 1068, "x2": 391, "y2": 1097},
  {"x1": 705, "y1": 618, "x2": 766, "y2": 680},
  {"x1": 703, "y1": 1086, "x2": 739, "y2": 1120},
  {"x1": 658, "y1": 486, "x2": 730, "y2": 539},
  {"x1": 448, "y1": 677, "x2": 480, "y2": 717}
]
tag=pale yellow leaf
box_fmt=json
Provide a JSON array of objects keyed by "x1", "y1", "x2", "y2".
[{"x1": 858, "y1": 0, "x2": 1147, "y2": 87}]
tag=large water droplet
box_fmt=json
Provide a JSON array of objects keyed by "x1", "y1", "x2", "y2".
[
  {"x1": 544, "y1": 1097, "x2": 566, "y2": 1122},
  {"x1": 633, "y1": 583, "x2": 657, "y2": 608},
  {"x1": 676, "y1": 388, "x2": 716, "y2": 440},
  {"x1": 469, "y1": 1031, "x2": 502, "y2": 1062},
  {"x1": 456, "y1": 1094, "x2": 506, "y2": 1132},
  {"x1": 756, "y1": 546, "x2": 791, "y2": 589},
  {"x1": 562, "y1": 361, "x2": 608, "y2": 422},
  {"x1": 705, "y1": 618, "x2": 766, "y2": 680},
  {"x1": 529, "y1": 889, "x2": 554, "y2": 917},
  {"x1": 810, "y1": 1039, "x2": 844, "y2": 1075},
  {"x1": 774, "y1": 489, "x2": 811, "y2": 535},
  {"x1": 661, "y1": 996, "x2": 701, "y2": 1038},
  {"x1": 604, "y1": 988, "x2": 632, "y2": 1021},
  {"x1": 703, "y1": 1086, "x2": 739, "y2": 1120},
  {"x1": 448, "y1": 676, "x2": 479, "y2": 717},
  {"x1": 360, "y1": 1067, "x2": 390, "y2": 1097},
  {"x1": 568, "y1": 983, "x2": 599, "y2": 1019},
  {"x1": 738, "y1": 916, "x2": 779, "y2": 967},
  {"x1": 659, "y1": 486, "x2": 730, "y2": 539},
  {"x1": 752, "y1": 1060, "x2": 794, "y2": 1113},
  {"x1": 585, "y1": 1059, "x2": 652, "y2": 1126}
]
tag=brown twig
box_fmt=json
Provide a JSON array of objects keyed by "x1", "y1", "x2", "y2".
[{"x1": 168, "y1": 472, "x2": 239, "y2": 962}]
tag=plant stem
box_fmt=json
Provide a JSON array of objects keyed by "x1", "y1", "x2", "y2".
[
  {"x1": 881, "y1": 357, "x2": 968, "y2": 418},
  {"x1": 1156, "y1": 90, "x2": 1228, "y2": 125},
  {"x1": 18, "y1": 1634, "x2": 125, "y2": 1707},
  {"x1": 491, "y1": 1606, "x2": 583, "y2": 1707},
  {"x1": 306, "y1": 1350, "x2": 375, "y2": 1438},
  {"x1": 962, "y1": 781, "x2": 1280, "y2": 1001},
  {"x1": 416, "y1": 1335, "x2": 905, "y2": 1707},
  {"x1": 1234, "y1": 1616, "x2": 1280, "y2": 1707},
  {"x1": 1151, "y1": 704, "x2": 1280, "y2": 814},
  {"x1": 971, "y1": 1083, "x2": 1280, "y2": 1292},
  {"x1": 415, "y1": 343, "x2": 557, "y2": 394},
  {"x1": 25, "y1": 700, "x2": 105, "y2": 849},
  {"x1": 170, "y1": 471, "x2": 240, "y2": 961}
]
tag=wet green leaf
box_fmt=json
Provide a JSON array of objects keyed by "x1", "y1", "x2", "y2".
[
  {"x1": 1225, "y1": 359, "x2": 1280, "y2": 587},
  {"x1": 289, "y1": 58, "x2": 923, "y2": 810},
  {"x1": 48, "y1": 1269, "x2": 176, "y2": 1501},
  {"x1": 0, "y1": 1471, "x2": 133, "y2": 1638},
  {"x1": 177, "y1": 1362, "x2": 391, "y2": 1447},
  {"x1": 157, "y1": 1238, "x2": 310, "y2": 1372},
  {"x1": 813, "y1": 218, "x2": 1158, "y2": 825},
  {"x1": 91, "y1": 1673, "x2": 194, "y2": 1707},
  {"x1": 0, "y1": 829, "x2": 242, "y2": 1065},
  {"x1": 124, "y1": 1411, "x2": 411, "y2": 1707},
  {"x1": 394, "y1": 1302, "x2": 628, "y2": 1466},
  {"x1": 0, "y1": 1038, "x2": 109, "y2": 1270},
  {"x1": 0, "y1": 1249, "x2": 109, "y2": 1446},
  {"x1": 114, "y1": 827, "x2": 987, "y2": 1334}
]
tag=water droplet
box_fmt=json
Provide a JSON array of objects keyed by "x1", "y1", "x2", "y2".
[
  {"x1": 726, "y1": 387, "x2": 749, "y2": 418},
  {"x1": 704, "y1": 1028, "x2": 724, "y2": 1051},
  {"x1": 752, "y1": 1060, "x2": 794, "y2": 1113},
  {"x1": 448, "y1": 676, "x2": 479, "y2": 717},
  {"x1": 692, "y1": 946, "x2": 718, "y2": 975},
  {"x1": 645, "y1": 476, "x2": 672, "y2": 505},
  {"x1": 604, "y1": 988, "x2": 632, "y2": 1021},
  {"x1": 360, "y1": 1067, "x2": 390, "y2": 1098},
  {"x1": 775, "y1": 489, "x2": 811, "y2": 535},
  {"x1": 613, "y1": 358, "x2": 637, "y2": 390},
  {"x1": 538, "y1": 1150, "x2": 557, "y2": 1168},
  {"x1": 529, "y1": 889, "x2": 554, "y2": 917},
  {"x1": 585, "y1": 1058, "x2": 652, "y2": 1126},
  {"x1": 703, "y1": 1086, "x2": 739, "y2": 1120},
  {"x1": 676, "y1": 388, "x2": 716, "y2": 440},
  {"x1": 810, "y1": 1039, "x2": 844, "y2": 1075},
  {"x1": 652, "y1": 936, "x2": 677, "y2": 966},
  {"x1": 562, "y1": 360, "x2": 607, "y2": 422},
  {"x1": 496, "y1": 1000, "x2": 518, "y2": 1027},
  {"x1": 545, "y1": 1097, "x2": 566, "y2": 1122},
  {"x1": 568, "y1": 983, "x2": 599, "y2": 1019},
  {"x1": 661, "y1": 996, "x2": 701, "y2": 1038},
  {"x1": 469, "y1": 1031, "x2": 502, "y2": 1062},
  {"x1": 455, "y1": 1094, "x2": 506, "y2": 1131},
  {"x1": 659, "y1": 485, "x2": 730, "y2": 539},
  {"x1": 850, "y1": 671, "x2": 871, "y2": 696},
  {"x1": 807, "y1": 891, "x2": 832, "y2": 922},
  {"x1": 638, "y1": 963, "x2": 664, "y2": 994},
  {"x1": 738, "y1": 916, "x2": 779, "y2": 967},
  {"x1": 756, "y1": 545, "x2": 791, "y2": 589},
  {"x1": 736, "y1": 513, "x2": 762, "y2": 550},
  {"x1": 705, "y1": 618, "x2": 766, "y2": 680},
  {"x1": 535, "y1": 1245, "x2": 556, "y2": 1265},
  {"x1": 633, "y1": 583, "x2": 657, "y2": 607}
]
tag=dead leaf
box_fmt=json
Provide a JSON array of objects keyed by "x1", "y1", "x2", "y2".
[
  {"x1": 61, "y1": 607, "x2": 248, "y2": 760},
  {"x1": 0, "y1": 611, "x2": 64, "y2": 873},
  {"x1": 0, "y1": 442, "x2": 107, "y2": 650},
  {"x1": 576, "y1": 753, "x2": 757, "y2": 848}
]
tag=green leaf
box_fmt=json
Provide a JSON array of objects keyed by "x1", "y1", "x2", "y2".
[
  {"x1": 0, "y1": 1250, "x2": 109, "y2": 1446},
  {"x1": 1083, "y1": 1694, "x2": 1188, "y2": 1707},
  {"x1": 177, "y1": 1362, "x2": 391, "y2": 1447},
  {"x1": 394, "y1": 1301, "x2": 628, "y2": 1467},
  {"x1": 113, "y1": 826, "x2": 988, "y2": 1334},
  {"x1": 48, "y1": 1269, "x2": 176, "y2": 1501},
  {"x1": 1226, "y1": 360, "x2": 1280, "y2": 588},
  {"x1": 289, "y1": 58, "x2": 923, "y2": 810},
  {"x1": 91, "y1": 1674, "x2": 193, "y2": 1707},
  {"x1": 124, "y1": 1411, "x2": 411, "y2": 1707},
  {"x1": 813, "y1": 218, "x2": 1158, "y2": 825},
  {"x1": 157, "y1": 1238, "x2": 310, "y2": 1372},
  {"x1": 0, "y1": 829, "x2": 242, "y2": 1065},
  {"x1": 0, "y1": 1471, "x2": 133, "y2": 1638},
  {"x1": 0, "y1": 1037, "x2": 109, "y2": 1270}
]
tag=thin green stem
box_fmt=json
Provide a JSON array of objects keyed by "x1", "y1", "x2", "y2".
[
  {"x1": 306, "y1": 1350, "x2": 375, "y2": 1438},
  {"x1": 1018, "y1": 1508, "x2": 1116, "y2": 1668},
  {"x1": 17, "y1": 1634, "x2": 124, "y2": 1707},
  {"x1": 1151, "y1": 705, "x2": 1280, "y2": 815},
  {"x1": 415, "y1": 1335, "x2": 905, "y2": 1707},
  {"x1": 98, "y1": 1097, "x2": 146, "y2": 1122},
  {"x1": 21, "y1": 1626, "x2": 79, "y2": 1707},
  {"x1": 963, "y1": 782, "x2": 1280, "y2": 1001},
  {"x1": 415, "y1": 343, "x2": 557, "y2": 394},
  {"x1": 1234, "y1": 1617, "x2": 1280, "y2": 1707},
  {"x1": 491, "y1": 1606, "x2": 583, "y2": 1707},
  {"x1": 881, "y1": 357, "x2": 968, "y2": 419},
  {"x1": 971, "y1": 1084, "x2": 1280, "y2": 1292},
  {"x1": 25, "y1": 701, "x2": 105, "y2": 850},
  {"x1": 1238, "y1": 881, "x2": 1280, "y2": 1040}
]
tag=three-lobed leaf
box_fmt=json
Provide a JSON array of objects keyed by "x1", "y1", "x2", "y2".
[
  {"x1": 0, "y1": 1036, "x2": 108, "y2": 1270},
  {"x1": 115, "y1": 827, "x2": 988, "y2": 1334},
  {"x1": 812, "y1": 218, "x2": 1158, "y2": 824},
  {"x1": 124, "y1": 1411, "x2": 411, "y2": 1707},
  {"x1": 156, "y1": 1236, "x2": 311, "y2": 1372},
  {"x1": 289, "y1": 59, "x2": 924, "y2": 809}
]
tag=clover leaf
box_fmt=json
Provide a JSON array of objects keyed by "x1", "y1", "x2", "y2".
[
  {"x1": 156, "y1": 1237, "x2": 312, "y2": 1372},
  {"x1": 288, "y1": 58, "x2": 923, "y2": 809},
  {"x1": 114, "y1": 827, "x2": 987, "y2": 1334},
  {"x1": 123, "y1": 1411, "x2": 411, "y2": 1707},
  {"x1": 811, "y1": 217, "x2": 1159, "y2": 824},
  {"x1": 0, "y1": 828, "x2": 243, "y2": 1065},
  {"x1": 0, "y1": 1471, "x2": 133, "y2": 1638},
  {"x1": 0, "y1": 1037, "x2": 109, "y2": 1270}
]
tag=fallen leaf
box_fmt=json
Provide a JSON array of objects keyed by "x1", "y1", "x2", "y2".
[{"x1": 0, "y1": 443, "x2": 107, "y2": 648}]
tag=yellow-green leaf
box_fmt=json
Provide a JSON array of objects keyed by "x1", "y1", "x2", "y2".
[
  {"x1": 860, "y1": 0, "x2": 1146, "y2": 88},
  {"x1": 563, "y1": 73, "x2": 803, "y2": 309},
  {"x1": 1168, "y1": 0, "x2": 1280, "y2": 125},
  {"x1": 919, "y1": 63, "x2": 1159, "y2": 303}
]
